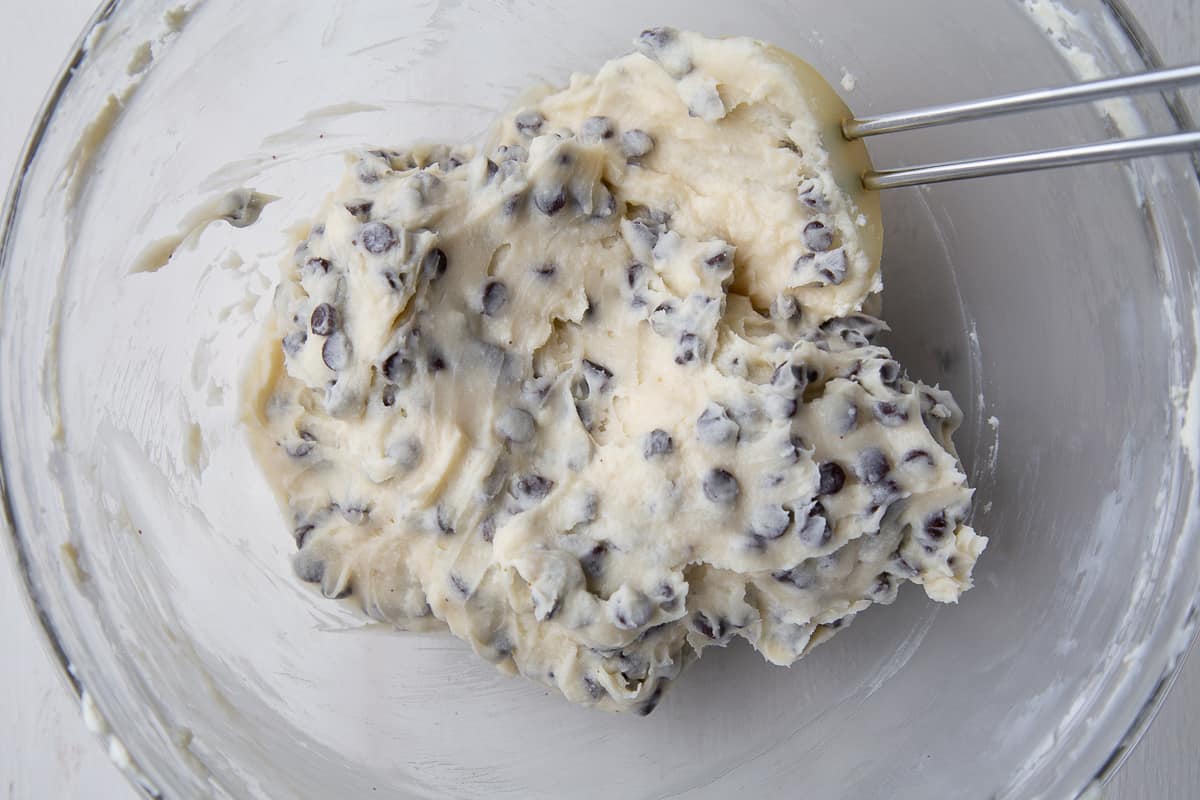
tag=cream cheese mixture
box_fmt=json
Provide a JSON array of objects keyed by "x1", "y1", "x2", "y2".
[{"x1": 244, "y1": 28, "x2": 985, "y2": 714}]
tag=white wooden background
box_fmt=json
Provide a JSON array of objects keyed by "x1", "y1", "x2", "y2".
[{"x1": 1, "y1": 1, "x2": 1196, "y2": 797}]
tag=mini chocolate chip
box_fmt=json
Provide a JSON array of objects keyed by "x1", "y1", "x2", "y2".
[
  {"x1": 287, "y1": 440, "x2": 313, "y2": 458},
  {"x1": 310, "y1": 303, "x2": 338, "y2": 336},
  {"x1": 803, "y1": 221, "x2": 834, "y2": 251},
  {"x1": 643, "y1": 429, "x2": 674, "y2": 459},
  {"x1": 627, "y1": 220, "x2": 659, "y2": 250},
  {"x1": 635, "y1": 683, "x2": 665, "y2": 717},
  {"x1": 360, "y1": 221, "x2": 396, "y2": 254},
  {"x1": 839, "y1": 402, "x2": 860, "y2": 435},
  {"x1": 533, "y1": 262, "x2": 557, "y2": 279},
  {"x1": 692, "y1": 612, "x2": 728, "y2": 640},
  {"x1": 675, "y1": 333, "x2": 703, "y2": 365},
  {"x1": 481, "y1": 280, "x2": 508, "y2": 315},
  {"x1": 514, "y1": 109, "x2": 545, "y2": 137},
  {"x1": 322, "y1": 332, "x2": 352, "y2": 371},
  {"x1": 422, "y1": 248, "x2": 448, "y2": 281},
  {"x1": 534, "y1": 185, "x2": 567, "y2": 215},
  {"x1": 381, "y1": 384, "x2": 398, "y2": 407},
  {"x1": 818, "y1": 462, "x2": 846, "y2": 495},
  {"x1": 771, "y1": 294, "x2": 801, "y2": 322},
  {"x1": 798, "y1": 179, "x2": 829, "y2": 211},
  {"x1": 873, "y1": 401, "x2": 910, "y2": 427},
  {"x1": 449, "y1": 573, "x2": 470, "y2": 598},
  {"x1": 281, "y1": 330, "x2": 307, "y2": 357},
  {"x1": 580, "y1": 115, "x2": 614, "y2": 142},
  {"x1": 427, "y1": 353, "x2": 447, "y2": 372},
  {"x1": 704, "y1": 247, "x2": 732, "y2": 270},
  {"x1": 696, "y1": 403, "x2": 739, "y2": 445},
  {"x1": 857, "y1": 448, "x2": 891, "y2": 485},
  {"x1": 703, "y1": 468, "x2": 740, "y2": 505},
  {"x1": 620, "y1": 129, "x2": 655, "y2": 160}
]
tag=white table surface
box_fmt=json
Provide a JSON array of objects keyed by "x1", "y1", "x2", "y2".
[{"x1": 2, "y1": 1, "x2": 1197, "y2": 797}]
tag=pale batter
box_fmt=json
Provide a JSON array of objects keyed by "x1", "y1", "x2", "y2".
[{"x1": 244, "y1": 29, "x2": 985, "y2": 714}]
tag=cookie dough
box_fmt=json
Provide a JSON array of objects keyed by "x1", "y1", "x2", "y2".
[{"x1": 244, "y1": 28, "x2": 985, "y2": 714}]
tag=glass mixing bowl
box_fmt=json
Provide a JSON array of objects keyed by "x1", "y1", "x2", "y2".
[{"x1": 2, "y1": 1, "x2": 1198, "y2": 797}]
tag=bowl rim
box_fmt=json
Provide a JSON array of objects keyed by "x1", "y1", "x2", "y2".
[{"x1": 1, "y1": 0, "x2": 1198, "y2": 797}]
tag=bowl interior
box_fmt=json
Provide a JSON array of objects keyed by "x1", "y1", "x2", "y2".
[{"x1": 2, "y1": 1, "x2": 1198, "y2": 798}]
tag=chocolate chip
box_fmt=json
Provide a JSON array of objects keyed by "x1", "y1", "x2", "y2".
[
  {"x1": 803, "y1": 221, "x2": 834, "y2": 251},
  {"x1": 360, "y1": 221, "x2": 396, "y2": 254},
  {"x1": 620, "y1": 129, "x2": 655, "y2": 160},
  {"x1": 513, "y1": 474, "x2": 554, "y2": 502},
  {"x1": 634, "y1": 682, "x2": 665, "y2": 716},
  {"x1": 839, "y1": 402, "x2": 859, "y2": 435},
  {"x1": 752, "y1": 505, "x2": 792, "y2": 540},
  {"x1": 772, "y1": 563, "x2": 816, "y2": 591},
  {"x1": 674, "y1": 333, "x2": 703, "y2": 365},
  {"x1": 281, "y1": 330, "x2": 307, "y2": 357},
  {"x1": 427, "y1": 353, "x2": 447, "y2": 372},
  {"x1": 815, "y1": 248, "x2": 848, "y2": 284},
  {"x1": 292, "y1": 553, "x2": 325, "y2": 584},
  {"x1": 344, "y1": 200, "x2": 373, "y2": 221},
  {"x1": 608, "y1": 586, "x2": 654, "y2": 630},
  {"x1": 924, "y1": 510, "x2": 949, "y2": 540},
  {"x1": 856, "y1": 448, "x2": 891, "y2": 485},
  {"x1": 449, "y1": 573, "x2": 470, "y2": 598},
  {"x1": 766, "y1": 394, "x2": 798, "y2": 420},
  {"x1": 580, "y1": 542, "x2": 608, "y2": 581},
  {"x1": 321, "y1": 332, "x2": 352, "y2": 371},
  {"x1": 770, "y1": 294, "x2": 801, "y2": 322},
  {"x1": 798, "y1": 179, "x2": 830, "y2": 211},
  {"x1": 339, "y1": 505, "x2": 370, "y2": 525},
  {"x1": 436, "y1": 505, "x2": 455, "y2": 534},
  {"x1": 696, "y1": 403, "x2": 739, "y2": 445},
  {"x1": 702, "y1": 468, "x2": 739, "y2": 505},
  {"x1": 533, "y1": 185, "x2": 567, "y2": 216},
  {"x1": 643, "y1": 429, "x2": 674, "y2": 459},
  {"x1": 382, "y1": 351, "x2": 412, "y2": 384},
  {"x1": 903, "y1": 449, "x2": 935, "y2": 467},
  {"x1": 627, "y1": 220, "x2": 659, "y2": 250},
  {"x1": 798, "y1": 502, "x2": 831, "y2": 546},
  {"x1": 692, "y1": 611, "x2": 729, "y2": 641},
  {"x1": 496, "y1": 407, "x2": 536, "y2": 443},
  {"x1": 580, "y1": 115, "x2": 614, "y2": 142},
  {"x1": 287, "y1": 434, "x2": 315, "y2": 457},
  {"x1": 309, "y1": 303, "x2": 338, "y2": 336},
  {"x1": 293, "y1": 523, "x2": 315, "y2": 549},
  {"x1": 480, "y1": 516, "x2": 497, "y2": 543},
  {"x1": 302, "y1": 256, "x2": 331, "y2": 277},
  {"x1": 582, "y1": 359, "x2": 613, "y2": 392},
  {"x1": 888, "y1": 550, "x2": 919, "y2": 578},
  {"x1": 878, "y1": 360, "x2": 902, "y2": 387},
  {"x1": 637, "y1": 26, "x2": 676, "y2": 53},
  {"x1": 873, "y1": 401, "x2": 910, "y2": 427},
  {"x1": 481, "y1": 280, "x2": 508, "y2": 315},
  {"x1": 626, "y1": 261, "x2": 647, "y2": 288},
  {"x1": 514, "y1": 109, "x2": 545, "y2": 137},
  {"x1": 381, "y1": 384, "x2": 398, "y2": 407},
  {"x1": 533, "y1": 262, "x2": 557, "y2": 279},
  {"x1": 422, "y1": 248, "x2": 448, "y2": 281},
  {"x1": 583, "y1": 676, "x2": 606, "y2": 700},
  {"x1": 703, "y1": 246, "x2": 733, "y2": 270},
  {"x1": 818, "y1": 462, "x2": 846, "y2": 495}
]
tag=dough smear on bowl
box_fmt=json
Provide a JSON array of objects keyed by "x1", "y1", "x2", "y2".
[{"x1": 244, "y1": 28, "x2": 985, "y2": 714}]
